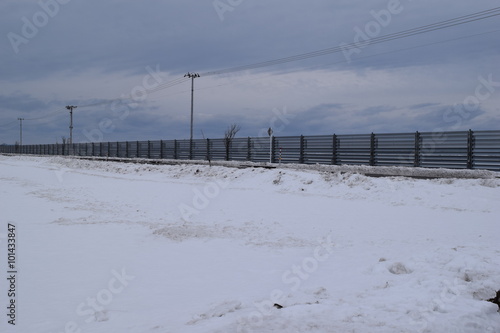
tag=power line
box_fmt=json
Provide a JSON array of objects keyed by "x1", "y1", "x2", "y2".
[
  {"x1": 77, "y1": 77, "x2": 190, "y2": 109},
  {"x1": 2, "y1": 6, "x2": 498, "y2": 129},
  {"x1": 81, "y1": 6, "x2": 500, "y2": 107},
  {"x1": 0, "y1": 119, "x2": 19, "y2": 128},
  {"x1": 4, "y1": 76, "x2": 190, "y2": 125},
  {"x1": 201, "y1": 6, "x2": 500, "y2": 77},
  {"x1": 23, "y1": 107, "x2": 67, "y2": 121},
  {"x1": 148, "y1": 29, "x2": 500, "y2": 102}
]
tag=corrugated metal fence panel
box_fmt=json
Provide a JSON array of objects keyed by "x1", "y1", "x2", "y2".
[
  {"x1": 108, "y1": 142, "x2": 118, "y2": 157},
  {"x1": 176, "y1": 140, "x2": 190, "y2": 160},
  {"x1": 192, "y1": 139, "x2": 208, "y2": 160},
  {"x1": 208, "y1": 138, "x2": 226, "y2": 161},
  {"x1": 135, "y1": 141, "x2": 147, "y2": 158},
  {"x1": 161, "y1": 140, "x2": 176, "y2": 159},
  {"x1": 336, "y1": 134, "x2": 371, "y2": 165},
  {"x1": 88, "y1": 143, "x2": 96, "y2": 156},
  {"x1": 75, "y1": 143, "x2": 83, "y2": 156},
  {"x1": 231, "y1": 137, "x2": 250, "y2": 161},
  {"x1": 115, "y1": 142, "x2": 125, "y2": 157},
  {"x1": 251, "y1": 137, "x2": 271, "y2": 163},
  {"x1": 474, "y1": 130, "x2": 500, "y2": 171},
  {"x1": 150, "y1": 141, "x2": 162, "y2": 159},
  {"x1": 419, "y1": 131, "x2": 468, "y2": 169},
  {"x1": 2, "y1": 130, "x2": 500, "y2": 171},
  {"x1": 303, "y1": 135, "x2": 334, "y2": 164},
  {"x1": 274, "y1": 136, "x2": 301, "y2": 164},
  {"x1": 95, "y1": 143, "x2": 102, "y2": 156},
  {"x1": 125, "y1": 141, "x2": 137, "y2": 158},
  {"x1": 375, "y1": 133, "x2": 416, "y2": 167},
  {"x1": 78, "y1": 143, "x2": 87, "y2": 156}
]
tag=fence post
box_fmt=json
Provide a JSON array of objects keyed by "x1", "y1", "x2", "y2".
[
  {"x1": 247, "y1": 137, "x2": 251, "y2": 161},
  {"x1": 299, "y1": 135, "x2": 305, "y2": 164},
  {"x1": 136, "y1": 141, "x2": 140, "y2": 158},
  {"x1": 467, "y1": 129, "x2": 474, "y2": 169},
  {"x1": 370, "y1": 133, "x2": 376, "y2": 166},
  {"x1": 332, "y1": 134, "x2": 338, "y2": 165},
  {"x1": 206, "y1": 138, "x2": 210, "y2": 161},
  {"x1": 126, "y1": 141, "x2": 129, "y2": 158},
  {"x1": 160, "y1": 140, "x2": 164, "y2": 159},
  {"x1": 270, "y1": 136, "x2": 276, "y2": 163},
  {"x1": 414, "y1": 131, "x2": 421, "y2": 167},
  {"x1": 174, "y1": 140, "x2": 177, "y2": 159},
  {"x1": 147, "y1": 141, "x2": 151, "y2": 159}
]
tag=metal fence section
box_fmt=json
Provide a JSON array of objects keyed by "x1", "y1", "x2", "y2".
[{"x1": 1, "y1": 130, "x2": 499, "y2": 171}]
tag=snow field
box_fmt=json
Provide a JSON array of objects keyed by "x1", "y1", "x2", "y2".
[{"x1": 0, "y1": 155, "x2": 499, "y2": 332}]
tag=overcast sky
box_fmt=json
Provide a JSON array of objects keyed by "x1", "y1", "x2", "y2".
[{"x1": 1, "y1": 0, "x2": 499, "y2": 145}]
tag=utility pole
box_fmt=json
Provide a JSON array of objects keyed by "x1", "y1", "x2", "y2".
[
  {"x1": 184, "y1": 72, "x2": 200, "y2": 159},
  {"x1": 18, "y1": 118, "x2": 24, "y2": 146},
  {"x1": 65, "y1": 105, "x2": 77, "y2": 144}
]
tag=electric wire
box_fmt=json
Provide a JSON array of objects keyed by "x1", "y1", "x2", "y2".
[
  {"x1": 201, "y1": 7, "x2": 500, "y2": 76},
  {"x1": 1, "y1": 7, "x2": 499, "y2": 128},
  {"x1": 74, "y1": 77, "x2": 190, "y2": 109},
  {"x1": 148, "y1": 29, "x2": 500, "y2": 101},
  {"x1": 0, "y1": 119, "x2": 18, "y2": 128},
  {"x1": 23, "y1": 107, "x2": 67, "y2": 121}
]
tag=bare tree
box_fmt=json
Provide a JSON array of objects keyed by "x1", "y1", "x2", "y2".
[{"x1": 224, "y1": 123, "x2": 241, "y2": 161}]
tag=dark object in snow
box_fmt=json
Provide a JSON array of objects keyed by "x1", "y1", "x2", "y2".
[
  {"x1": 273, "y1": 303, "x2": 283, "y2": 309},
  {"x1": 487, "y1": 290, "x2": 500, "y2": 310}
]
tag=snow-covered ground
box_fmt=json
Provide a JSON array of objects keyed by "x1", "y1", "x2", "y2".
[{"x1": 0, "y1": 155, "x2": 499, "y2": 333}]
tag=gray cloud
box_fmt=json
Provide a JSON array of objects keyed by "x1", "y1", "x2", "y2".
[{"x1": 1, "y1": 0, "x2": 499, "y2": 144}]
